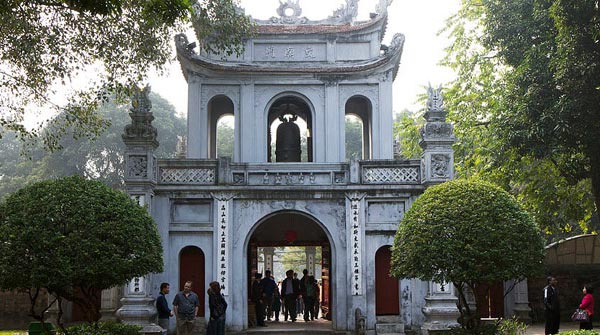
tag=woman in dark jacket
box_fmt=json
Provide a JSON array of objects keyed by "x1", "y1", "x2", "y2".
[
  {"x1": 579, "y1": 284, "x2": 594, "y2": 330},
  {"x1": 207, "y1": 281, "x2": 228, "y2": 335}
]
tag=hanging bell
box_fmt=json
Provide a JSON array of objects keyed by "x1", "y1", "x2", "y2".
[{"x1": 275, "y1": 115, "x2": 301, "y2": 162}]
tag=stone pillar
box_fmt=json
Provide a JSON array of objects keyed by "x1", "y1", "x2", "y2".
[
  {"x1": 187, "y1": 75, "x2": 204, "y2": 158},
  {"x1": 305, "y1": 246, "x2": 316, "y2": 276},
  {"x1": 420, "y1": 85, "x2": 455, "y2": 187},
  {"x1": 100, "y1": 287, "x2": 121, "y2": 321},
  {"x1": 117, "y1": 85, "x2": 160, "y2": 325},
  {"x1": 263, "y1": 247, "x2": 275, "y2": 274},
  {"x1": 324, "y1": 82, "x2": 341, "y2": 162},
  {"x1": 421, "y1": 282, "x2": 460, "y2": 335},
  {"x1": 510, "y1": 280, "x2": 532, "y2": 323},
  {"x1": 345, "y1": 192, "x2": 367, "y2": 330}
]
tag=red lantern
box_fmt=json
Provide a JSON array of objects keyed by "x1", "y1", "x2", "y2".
[{"x1": 284, "y1": 230, "x2": 297, "y2": 244}]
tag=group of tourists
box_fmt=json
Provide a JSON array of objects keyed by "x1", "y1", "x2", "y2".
[
  {"x1": 251, "y1": 268, "x2": 321, "y2": 326},
  {"x1": 156, "y1": 280, "x2": 227, "y2": 335},
  {"x1": 543, "y1": 276, "x2": 594, "y2": 335}
]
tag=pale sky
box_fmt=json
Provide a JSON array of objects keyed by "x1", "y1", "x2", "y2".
[{"x1": 149, "y1": 0, "x2": 460, "y2": 116}]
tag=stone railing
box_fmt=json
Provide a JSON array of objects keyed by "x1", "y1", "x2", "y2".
[{"x1": 157, "y1": 159, "x2": 421, "y2": 186}]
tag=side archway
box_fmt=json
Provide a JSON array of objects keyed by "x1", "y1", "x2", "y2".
[
  {"x1": 375, "y1": 245, "x2": 399, "y2": 315},
  {"x1": 179, "y1": 246, "x2": 205, "y2": 317}
]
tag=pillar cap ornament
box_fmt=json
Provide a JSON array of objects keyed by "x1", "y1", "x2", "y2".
[{"x1": 122, "y1": 85, "x2": 159, "y2": 148}]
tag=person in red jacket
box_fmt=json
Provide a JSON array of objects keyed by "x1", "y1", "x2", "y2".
[{"x1": 579, "y1": 284, "x2": 594, "y2": 330}]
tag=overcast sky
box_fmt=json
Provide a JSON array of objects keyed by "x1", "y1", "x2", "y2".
[{"x1": 149, "y1": 0, "x2": 460, "y2": 116}]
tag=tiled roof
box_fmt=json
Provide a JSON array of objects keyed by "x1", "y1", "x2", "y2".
[{"x1": 255, "y1": 17, "x2": 383, "y2": 35}]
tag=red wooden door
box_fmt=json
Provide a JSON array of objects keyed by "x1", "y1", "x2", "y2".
[
  {"x1": 375, "y1": 246, "x2": 399, "y2": 315},
  {"x1": 179, "y1": 246, "x2": 205, "y2": 317},
  {"x1": 475, "y1": 282, "x2": 504, "y2": 318}
]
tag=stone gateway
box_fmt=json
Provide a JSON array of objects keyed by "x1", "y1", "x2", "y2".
[{"x1": 107, "y1": 1, "x2": 531, "y2": 334}]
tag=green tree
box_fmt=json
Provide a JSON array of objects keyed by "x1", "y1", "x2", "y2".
[
  {"x1": 0, "y1": 0, "x2": 253, "y2": 150},
  {"x1": 0, "y1": 93, "x2": 185, "y2": 197},
  {"x1": 216, "y1": 119, "x2": 234, "y2": 159},
  {"x1": 393, "y1": 111, "x2": 423, "y2": 160},
  {"x1": 345, "y1": 117, "x2": 363, "y2": 160},
  {"x1": 440, "y1": 0, "x2": 598, "y2": 238},
  {"x1": 391, "y1": 179, "x2": 545, "y2": 329},
  {"x1": 0, "y1": 176, "x2": 163, "y2": 326}
]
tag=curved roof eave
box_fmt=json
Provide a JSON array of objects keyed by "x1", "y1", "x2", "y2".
[{"x1": 175, "y1": 33, "x2": 404, "y2": 82}]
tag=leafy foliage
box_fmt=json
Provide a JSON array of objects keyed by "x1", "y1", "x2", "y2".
[
  {"x1": 0, "y1": 176, "x2": 163, "y2": 323},
  {"x1": 65, "y1": 321, "x2": 141, "y2": 335},
  {"x1": 345, "y1": 117, "x2": 363, "y2": 160},
  {"x1": 440, "y1": 0, "x2": 598, "y2": 239},
  {"x1": 391, "y1": 179, "x2": 545, "y2": 329},
  {"x1": 0, "y1": 0, "x2": 254, "y2": 150},
  {"x1": 393, "y1": 111, "x2": 423, "y2": 160}
]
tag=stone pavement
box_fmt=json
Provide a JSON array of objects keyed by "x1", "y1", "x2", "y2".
[
  {"x1": 236, "y1": 320, "x2": 589, "y2": 335},
  {"x1": 525, "y1": 322, "x2": 586, "y2": 335}
]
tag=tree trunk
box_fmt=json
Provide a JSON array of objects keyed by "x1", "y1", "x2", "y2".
[{"x1": 589, "y1": 146, "x2": 600, "y2": 221}]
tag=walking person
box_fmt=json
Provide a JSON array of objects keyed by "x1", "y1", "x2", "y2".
[
  {"x1": 173, "y1": 281, "x2": 199, "y2": 335},
  {"x1": 578, "y1": 284, "x2": 594, "y2": 330},
  {"x1": 313, "y1": 280, "x2": 321, "y2": 319},
  {"x1": 272, "y1": 287, "x2": 282, "y2": 321},
  {"x1": 251, "y1": 272, "x2": 267, "y2": 327},
  {"x1": 294, "y1": 272, "x2": 303, "y2": 318},
  {"x1": 207, "y1": 281, "x2": 228, "y2": 335},
  {"x1": 543, "y1": 276, "x2": 560, "y2": 335},
  {"x1": 259, "y1": 270, "x2": 278, "y2": 321},
  {"x1": 281, "y1": 269, "x2": 300, "y2": 322},
  {"x1": 303, "y1": 275, "x2": 317, "y2": 321},
  {"x1": 156, "y1": 283, "x2": 173, "y2": 335}
]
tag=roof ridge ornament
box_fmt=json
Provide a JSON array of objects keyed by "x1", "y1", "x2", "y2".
[
  {"x1": 375, "y1": 0, "x2": 393, "y2": 17},
  {"x1": 271, "y1": 0, "x2": 308, "y2": 24},
  {"x1": 328, "y1": 0, "x2": 359, "y2": 23},
  {"x1": 260, "y1": 0, "x2": 361, "y2": 25}
]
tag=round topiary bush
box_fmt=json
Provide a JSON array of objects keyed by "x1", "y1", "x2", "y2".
[
  {"x1": 391, "y1": 179, "x2": 545, "y2": 328},
  {"x1": 0, "y1": 176, "x2": 163, "y2": 323}
]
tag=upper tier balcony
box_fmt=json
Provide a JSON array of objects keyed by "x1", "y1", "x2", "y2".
[{"x1": 156, "y1": 158, "x2": 421, "y2": 189}]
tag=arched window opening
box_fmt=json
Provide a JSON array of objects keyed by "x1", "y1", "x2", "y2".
[
  {"x1": 267, "y1": 96, "x2": 313, "y2": 162},
  {"x1": 345, "y1": 114, "x2": 363, "y2": 161},
  {"x1": 208, "y1": 96, "x2": 234, "y2": 159},
  {"x1": 344, "y1": 96, "x2": 372, "y2": 160},
  {"x1": 216, "y1": 115, "x2": 234, "y2": 158}
]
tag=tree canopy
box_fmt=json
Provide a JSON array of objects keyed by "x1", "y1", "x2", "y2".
[
  {"x1": 0, "y1": 176, "x2": 163, "y2": 323},
  {"x1": 0, "y1": 0, "x2": 254, "y2": 150},
  {"x1": 391, "y1": 179, "x2": 545, "y2": 328},
  {"x1": 438, "y1": 0, "x2": 599, "y2": 239},
  {"x1": 0, "y1": 92, "x2": 185, "y2": 198}
]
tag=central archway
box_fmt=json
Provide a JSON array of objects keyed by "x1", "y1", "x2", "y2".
[{"x1": 246, "y1": 211, "x2": 333, "y2": 329}]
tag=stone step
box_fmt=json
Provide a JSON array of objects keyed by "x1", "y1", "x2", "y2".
[
  {"x1": 376, "y1": 315, "x2": 402, "y2": 323},
  {"x1": 376, "y1": 322, "x2": 404, "y2": 335}
]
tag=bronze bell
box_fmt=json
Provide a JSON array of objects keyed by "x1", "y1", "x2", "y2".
[{"x1": 275, "y1": 115, "x2": 301, "y2": 162}]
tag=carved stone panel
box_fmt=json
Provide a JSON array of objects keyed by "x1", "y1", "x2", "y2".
[{"x1": 127, "y1": 155, "x2": 148, "y2": 178}]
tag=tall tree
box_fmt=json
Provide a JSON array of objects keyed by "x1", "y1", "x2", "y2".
[
  {"x1": 0, "y1": 0, "x2": 253, "y2": 150},
  {"x1": 440, "y1": 0, "x2": 598, "y2": 238},
  {"x1": 0, "y1": 93, "x2": 185, "y2": 198}
]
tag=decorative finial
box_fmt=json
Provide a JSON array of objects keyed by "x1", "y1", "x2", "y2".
[
  {"x1": 123, "y1": 85, "x2": 158, "y2": 146},
  {"x1": 426, "y1": 84, "x2": 445, "y2": 116}
]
